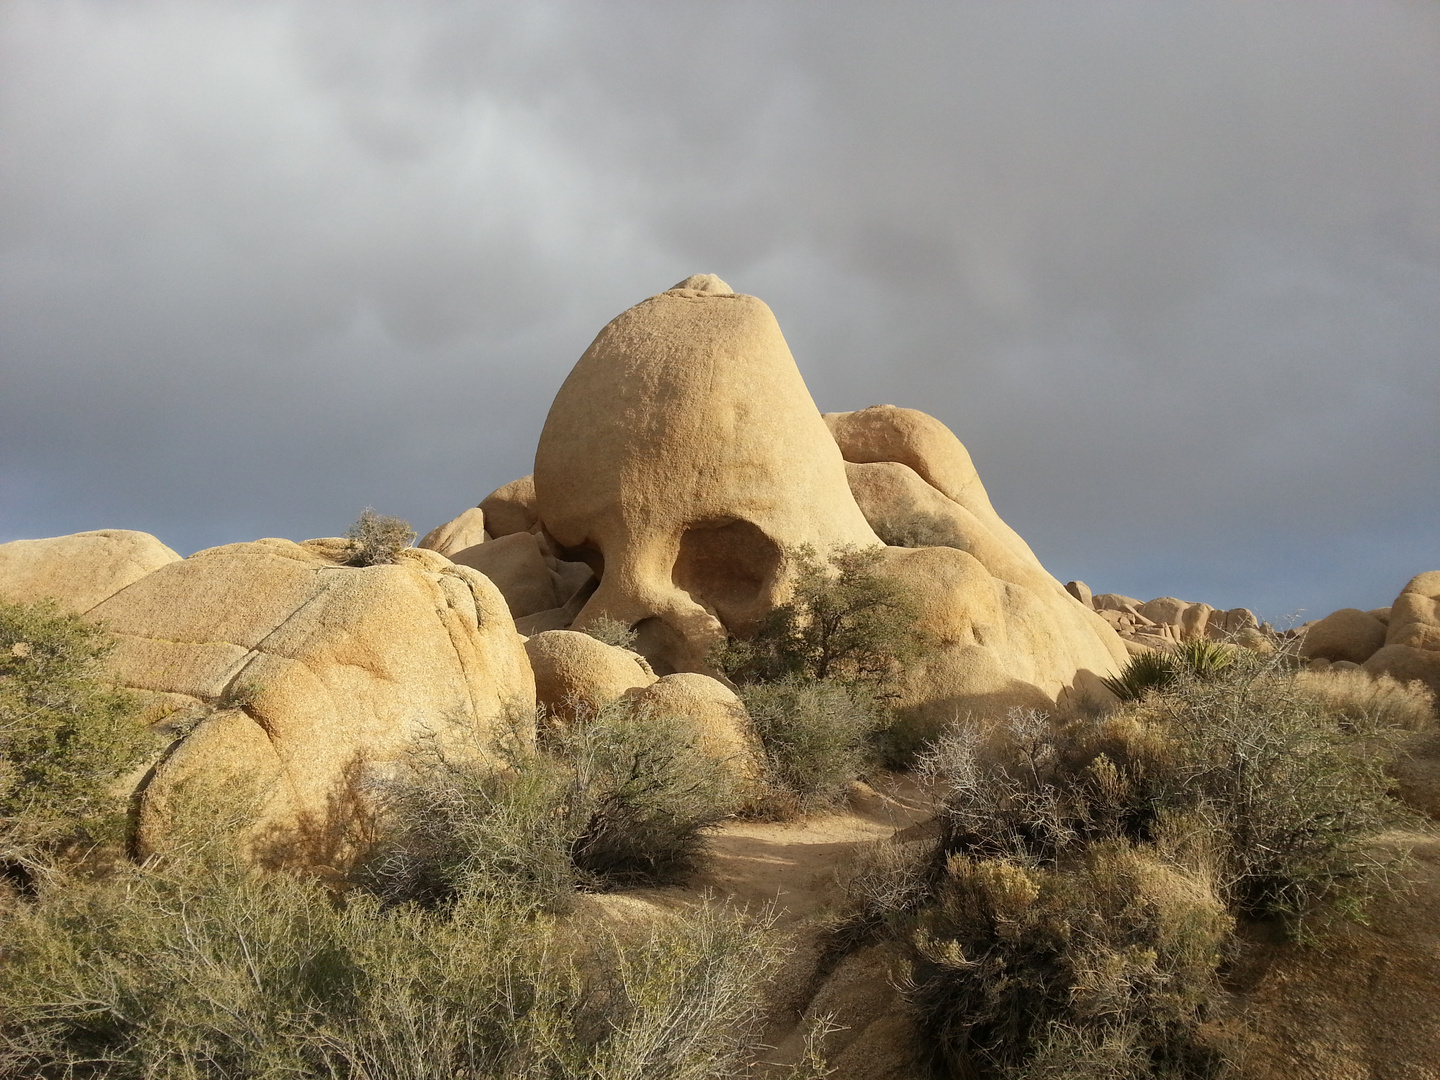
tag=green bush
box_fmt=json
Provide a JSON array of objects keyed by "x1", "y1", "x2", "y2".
[
  {"x1": 908, "y1": 846, "x2": 1231, "y2": 1080},
  {"x1": 345, "y1": 507, "x2": 416, "y2": 566},
  {"x1": 923, "y1": 651, "x2": 1422, "y2": 924},
  {"x1": 0, "y1": 598, "x2": 153, "y2": 872},
  {"x1": 0, "y1": 844, "x2": 784, "y2": 1079},
  {"x1": 740, "y1": 676, "x2": 883, "y2": 817},
  {"x1": 714, "y1": 544, "x2": 920, "y2": 695},
  {"x1": 365, "y1": 701, "x2": 740, "y2": 908}
]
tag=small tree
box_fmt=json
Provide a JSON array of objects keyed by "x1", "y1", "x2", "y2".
[
  {"x1": 345, "y1": 507, "x2": 416, "y2": 566},
  {"x1": 716, "y1": 544, "x2": 922, "y2": 695}
]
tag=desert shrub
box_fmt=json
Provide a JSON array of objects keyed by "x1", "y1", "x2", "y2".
[
  {"x1": 0, "y1": 598, "x2": 153, "y2": 872},
  {"x1": 907, "y1": 845, "x2": 1231, "y2": 1080},
  {"x1": 924, "y1": 653, "x2": 1422, "y2": 925},
  {"x1": 714, "y1": 544, "x2": 921, "y2": 694},
  {"x1": 821, "y1": 837, "x2": 938, "y2": 963},
  {"x1": 739, "y1": 676, "x2": 884, "y2": 816},
  {"x1": 0, "y1": 841, "x2": 783, "y2": 1079},
  {"x1": 583, "y1": 615, "x2": 639, "y2": 651},
  {"x1": 561, "y1": 703, "x2": 740, "y2": 887},
  {"x1": 1292, "y1": 667, "x2": 1436, "y2": 733},
  {"x1": 366, "y1": 701, "x2": 739, "y2": 907},
  {"x1": 345, "y1": 506, "x2": 416, "y2": 566},
  {"x1": 1145, "y1": 665, "x2": 1412, "y2": 922}
]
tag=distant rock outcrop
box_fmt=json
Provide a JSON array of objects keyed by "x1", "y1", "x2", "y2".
[
  {"x1": 0, "y1": 529, "x2": 181, "y2": 612},
  {"x1": 1301, "y1": 607, "x2": 1390, "y2": 665}
]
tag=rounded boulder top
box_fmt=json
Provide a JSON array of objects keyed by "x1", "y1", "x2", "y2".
[{"x1": 665, "y1": 273, "x2": 733, "y2": 295}]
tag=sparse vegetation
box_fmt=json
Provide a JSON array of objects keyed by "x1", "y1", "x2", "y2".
[
  {"x1": 713, "y1": 544, "x2": 924, "y2": 815},
  {"x1": 814, "y1": 649, "x2": 1436, "y2": 1078},
  {"x1": 0, "y1": 840, "x2": 784, "y2": 1079},
  {"x1": 909, "y1": 845, "x2": 1231, "y2": 1080},
  {"x1": 365, "y1": 701, "x2": 741, "y2": 908},
  {"x1": 345, "y1": 507, "x2": 416, "y2": 566},
  {"x1": 582, "y1": 615, "x2": 639, "y2": 651},
  {"x1": 740, "y1": 676, "x2": 884, "y2": 816},
  {"x1": 0, "y1": 598, "x2": 153, "y2": 874},
  {"x1": 714, "y1": 543, "x2": 921, "y2": 694}
]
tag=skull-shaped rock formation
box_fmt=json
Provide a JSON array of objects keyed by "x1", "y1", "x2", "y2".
[{"x1": 533, "y1": 274, "x2": 879, "y2": 672}]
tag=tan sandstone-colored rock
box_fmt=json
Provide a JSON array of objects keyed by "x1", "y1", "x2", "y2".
[
  {"x1": 1300, "y1": 607, "x2": 1389, "y2": 665},
  {"x1": 820, "y1": 404, "x2": 1124, "y2": 727},
  {"x1": 446, "y1": 530, "x2": 560, "y2": 620},
  {"x1": 87, "y1": 537, "x2": 534, "y2": 867},
  {"x1": 824, "y1": 403, "x2": 1044, "y2": 572},
  {"x1": 524, "y1": 629, "x2": 657, "y2": 724},
  {"x1": 1064, "y1": 580, "x2": 1094, "y2": 608},
  {"x1": 1364, "y1": 572, "x2": 1440, "y2": 696},
  {"x1": 876, "y1": 544, "x2": 1126, "y2": 734},
  {"x1": 622, "y1": 672, "x2": 759, "y2": 780},
  {"x1": 1093, "y1": 592, "x2": 1143, "y2": 614},
  {"x1": 533, "y1": 275, "x2": 879, "y2": 673},
  {"x1": 417, "y1": 506, "x2": 487, "y2": 557},
  {"x1": 479, "y1": 475, "x2": 539, "y2": 539},
  {"x1": 0, "y1": 529, "x2": 181, "y2": 612}
]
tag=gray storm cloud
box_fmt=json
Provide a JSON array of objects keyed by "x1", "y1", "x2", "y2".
[{"x1": 2, "y1": 1, "x2": 1437, "y2": 622}]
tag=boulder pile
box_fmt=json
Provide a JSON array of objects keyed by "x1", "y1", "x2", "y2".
[
  {"x1": 5, "y1": 275, "x2": 1435, "y2": 869},
  {"x1": 1070, "y1": 584, "x2": 1265, "y2": 655}
]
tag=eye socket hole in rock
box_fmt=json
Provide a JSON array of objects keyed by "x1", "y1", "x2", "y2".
[{"x1": 672, "y1": 519, "x2": 783, "y2": 635}]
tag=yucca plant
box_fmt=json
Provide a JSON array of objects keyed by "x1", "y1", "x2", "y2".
[{"x1": 1101, "y1": 650, "x2": 1179, "y2": 702}]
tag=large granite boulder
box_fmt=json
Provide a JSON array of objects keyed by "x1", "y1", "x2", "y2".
[
  {"x1": 1365, "y1": 572, "x2": 1440, "y2": 696},
  {"x1": 88, "y1": 538, "x2": 534, "y2": 868},
  {"x1": 0, "y1": 529, "x2": 181, "y2": 613},
  {"x1": 533, "y1": 274, "x2": 879, "y2": 673}
]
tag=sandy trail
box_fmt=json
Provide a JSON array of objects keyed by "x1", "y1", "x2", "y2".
[{"x1": 687, "y1": 777, "x2": 934, "y2": 927}]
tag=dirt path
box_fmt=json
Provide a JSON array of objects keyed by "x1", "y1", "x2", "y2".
[{"x1": 688, "y1": 777, "x2": 934, "y2": 928}]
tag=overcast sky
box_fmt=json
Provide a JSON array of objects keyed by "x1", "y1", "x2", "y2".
[{"x1": 2, "y1": 1, "x2": 1437, "y2": 623}]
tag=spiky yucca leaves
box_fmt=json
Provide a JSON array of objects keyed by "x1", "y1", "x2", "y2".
[{"x1": 1102, "y1": 641, "x2": 1236, "y2": 703}]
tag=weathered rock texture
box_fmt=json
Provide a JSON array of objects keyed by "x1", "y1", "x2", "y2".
[
  {"x1": 1364, "y1": 571, "x2": 1440, "y2": 695},
  {"x1": 448, "y1": 531, "x2": 560, "y2": 619},
  {"x1": 0, "y1": 529, "x2": 181, "y2": 612},
  {"x1": 826, "y1": 405, "x2": 1127, "y2": 723},
  {"x1": 418, "y1": 506, "x2": 487, "y2": 556},
  {"x1": 533, "y1": 274, "x2": 879, "y2": 672},
  {"x1": 89, "y1": 538, "x2": 535, "y2": 867},
  {"x1": 1301, "y1": 607, "x2": 1389, "y2": 665},
  {"x1": 480, "y1": 475, "x2": 539, "y2": 538},
  {"x1": 524, "y1": 629, "x2": 656, "y2": 724},
  {"x1": 434, "y1": 277, "x2": 1153, "y2": 719}
]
